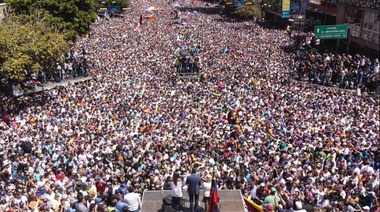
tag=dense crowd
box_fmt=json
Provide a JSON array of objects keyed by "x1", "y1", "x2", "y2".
[
  {"x1": 0, "y1": 0, "x2": 379, "y2": 212},
  {"x1": 289, "y1": 35, "x2": 379, "y2": 94}
]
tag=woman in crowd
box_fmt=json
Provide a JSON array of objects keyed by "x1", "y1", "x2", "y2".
[{"x1": 171, "y1": 172, "x2": 183, "y2": 211}]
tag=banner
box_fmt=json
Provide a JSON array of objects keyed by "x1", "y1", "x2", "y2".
[
  {"x1": 104, "y1": 10, "x2": 110, "y2": 20},
  {"x1": 282, "y1": 0, "x2": 291, "y2": 18},
  {"x1": 291, "y1": 1, "x2": 301, "y2": 15},
  {"x1": 108, "y1": 6, "x2": 121, "y2": 13},
  {"x1": 302, "y1": 1, "x2": 309, "y2": 15},
  {"x1": 234, "y1": 1, "x2": 245, "y2": 7},
  {"x1": 12, "y1": 84, "x2": 24, "y2": 96}
]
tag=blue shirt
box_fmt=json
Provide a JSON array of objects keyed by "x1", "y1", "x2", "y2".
[
  {"x1": 118, "y1": 185, "x2": 129, "y2": 197},
  {"x1": 116, "y1": 201, "x2": 129, "y2": 211}
]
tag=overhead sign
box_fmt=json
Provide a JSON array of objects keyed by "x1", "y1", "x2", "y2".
[
  {"x1": 282, "y1": 0, "x2": 290, "y2": 18},
  {"x1": 314, "y1": 25, "x2": 348, "y2": 39},
  {"x1": 234, "y1": 1, "x2": 245, "y2": 6},
  {"x1": 108, "y1": 6, "x2": 121, "y2": 13}
]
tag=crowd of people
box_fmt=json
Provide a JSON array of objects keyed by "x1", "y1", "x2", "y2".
[
  {"x1": 0, "y1": 0, "x2": 379, "y2": 211},
  {"x1": 289, "y1": 35, "x2": 379, "y2": 94}
]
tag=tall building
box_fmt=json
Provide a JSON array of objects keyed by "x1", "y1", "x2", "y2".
[
  {"x1": 307, "y1": 0, "x2": 337, "y2": 27},
  {"x1": 264, "y1": 0, "x2": 313, "y2": 31},
  {"x1": 337, "y1": 0, "x2": 379, "y2": 56}
]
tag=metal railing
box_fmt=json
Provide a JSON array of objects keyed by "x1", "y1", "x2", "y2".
[
  {"x1": 339, "y1": 0, "x2": 380, "y2": 9},
  {"x1": 361, "y1": 28, "x2": 380, "y2": 44},
  {"x1": 348, "y1": 23, "x2": 380, "y2": 45}
]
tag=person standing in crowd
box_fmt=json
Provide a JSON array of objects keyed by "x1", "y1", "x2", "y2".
[
  {"x1": 74, "y1": 192, "x2": 89, "y2": 212},
  {"x1": 202, "y1": 174, "x2": 212, "y2": 211},
  {"x1": 123, "y1": 187, "x2": 141, "y2": 212},
  {"x1": 263, "y1": 188, "x2": 280, "y2": 211},
  {"x1": 186, "y1": 167, "x2": 202, "y2": 212},
  {"x1": 170, "y1": 172, "x2": 183, "y2": 211}
]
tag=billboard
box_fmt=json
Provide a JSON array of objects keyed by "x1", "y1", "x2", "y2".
[{"x1": 282, "y1": 0, "x2": 291, "y2": 18}]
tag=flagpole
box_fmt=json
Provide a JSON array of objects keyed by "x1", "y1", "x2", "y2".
[
  {"x1": 208, "y1": 166, "x2": 219, "y2": 212},
  {"x1": 208, "y1": 169, "x2": 215, "y2": 212}
]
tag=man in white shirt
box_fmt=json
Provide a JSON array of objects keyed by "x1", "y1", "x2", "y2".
[{"x1": 123, "y1": 187, "x2": 141, "y2": 212}]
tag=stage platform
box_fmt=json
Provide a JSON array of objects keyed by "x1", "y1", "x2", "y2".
[{"x1": 141, "y1": 190, "x2": 246, "y2": 212}]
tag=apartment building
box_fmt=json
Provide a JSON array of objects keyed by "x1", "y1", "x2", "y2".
[{"x1": 337, "y1": 0, "x2": 379, "y2": 55}]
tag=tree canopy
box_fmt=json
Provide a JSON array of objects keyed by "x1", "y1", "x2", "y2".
[
  {"x1": 97, "y1": 0, "x2": 130, "y2": 7},
  {"x1": 6, "y1": 0, "x2": 98, "y2": 41},
  {"x1": 233, "y1": 5, "x2": 263, "y2": 20},
  {"x1": 0, "y1": 16, "x2": 69, "y2": 81}
]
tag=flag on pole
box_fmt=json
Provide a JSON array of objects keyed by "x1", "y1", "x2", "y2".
[
  {"x1": 12, "y1": 84, "x2": 24, "y2": 96},
  {"x1": 208, "y1": 173, "x2": 220, "y2": 212},
  {"x1": 104, "y1": 10, "x2": 110, "y2": 20}
]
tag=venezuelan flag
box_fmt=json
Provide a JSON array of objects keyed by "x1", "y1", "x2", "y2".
[
  {"x1": 208, "y1": 179, "x2": 220, "y2": 212},
  {"x1": 243, "y1": 197, "x2": 263, "y2": 212}
]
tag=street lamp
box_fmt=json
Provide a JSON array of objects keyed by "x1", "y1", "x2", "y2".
[{"x1": 297, "y1": 15, "x2": 303, "y2": 35}]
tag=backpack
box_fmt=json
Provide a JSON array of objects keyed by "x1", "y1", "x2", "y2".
[{"x1": 162, "y1": 194, "x2": 172, "y2": 206}]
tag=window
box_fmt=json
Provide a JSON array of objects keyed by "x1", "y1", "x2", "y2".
[
  {"x1": 340, "y1": 0, "x2": 379, "y2": 10},
  {"x1": 362, "y1": 11, "x2": 379, "y2": 31},
  {"x1": 345, "y1": 7, "x2": 362, "y2": 25}
]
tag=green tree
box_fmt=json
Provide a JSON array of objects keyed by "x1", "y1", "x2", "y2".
[
  {"x1": 6, "y1": 0, "x2": 98, "y2": 41},
  {"x1": 0, "y1": 16, "x2": 69, "y2": 81},
  {"x1": 233, "y1": 5, "x2": 263, "y2": 20}
]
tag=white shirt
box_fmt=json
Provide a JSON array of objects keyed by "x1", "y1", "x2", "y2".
[
  {"x1": 203, "y1": 182, "x2": 212, "y2": 198},
  {"x1": 124, "y1": 192, "x2": 141, "y2": 211},
  {"x1": 171, "y1": 180, "x2": 183, "y2": 198},
  {"x1": 374, "y1": 64, "x2": 379, "y2": 74}
]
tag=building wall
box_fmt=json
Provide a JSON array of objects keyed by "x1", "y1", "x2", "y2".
[
  {"x1": 0, "y1": 3, "x2": 7, "y2": 21},
  {"x1": 337, "y1": 2, "x2": 379, "y2": 53}
]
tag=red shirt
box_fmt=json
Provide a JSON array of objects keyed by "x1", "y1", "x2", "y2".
[{"x1": 96, "y1": 180, "x2": 107, "y2": 194}]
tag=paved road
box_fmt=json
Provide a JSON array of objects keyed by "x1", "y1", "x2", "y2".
[{"x1": 24, "y1": 76, "x2": 93, "y2": 95}]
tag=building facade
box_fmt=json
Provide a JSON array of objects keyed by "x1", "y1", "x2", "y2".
[
  {"x1": 0, "y1": 0, "x2": 7, "y2": 21},
  {"x1": 337, "y1": 0, "x2": 379, "y2": 56}
]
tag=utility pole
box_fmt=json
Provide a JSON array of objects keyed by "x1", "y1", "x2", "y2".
[
  {"x1": 322, "y1": 1, "x2": 327, "y2": 45},
  {"x1": 297, "y1": 0, "x2": 303, "y2": 35}
]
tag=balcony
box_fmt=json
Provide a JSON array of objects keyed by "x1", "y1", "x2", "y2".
[
  {"x1": 348, "y1": 23, "x2": 361, "y2": 37},
  {"x1": 348, "y1": 23, "x2": 380, "y2": 49},
  {"x1": 361, "y1": 28, "x2": 379, "y2": 45},
  {"x1": 339, "y1": 0, "x2": 380, "y2": 10}
]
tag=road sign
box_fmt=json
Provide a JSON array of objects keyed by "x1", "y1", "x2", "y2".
[
  {"x1": 314, "y1": 25, "x2": 348, "y2": 39},
  {"x1": 233, "y1": 2, "x2": 245, "y2": 7}
]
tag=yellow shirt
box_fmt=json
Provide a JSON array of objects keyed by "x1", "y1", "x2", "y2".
[{"x1": 88, "y1": 184, "x2": 97, "y2": 199}]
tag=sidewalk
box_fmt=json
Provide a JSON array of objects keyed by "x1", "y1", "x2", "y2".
[{"x1": 24, "y1": 76, "x2": 93, "y2": 95}]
